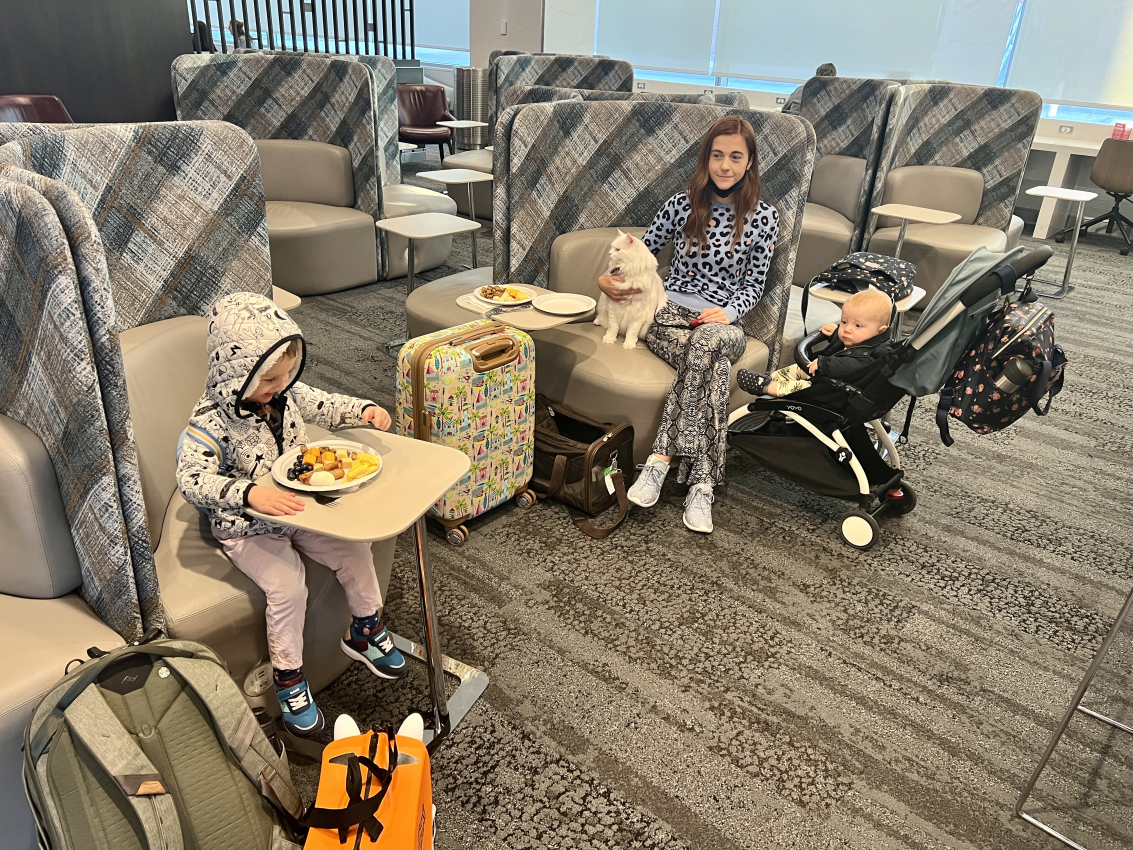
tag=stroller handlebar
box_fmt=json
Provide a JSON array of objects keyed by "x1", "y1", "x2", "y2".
[{"x1": 959, "y1": 246, "x2": 1053, "y2": 307}]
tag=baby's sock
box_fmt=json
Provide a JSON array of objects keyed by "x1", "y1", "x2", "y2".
[
  {"x1": 273, "y1": 666, "x2": 304, "y2": 689},
  {"x1": 349, "y1": 611, "x2": 382, "y2": 644}
]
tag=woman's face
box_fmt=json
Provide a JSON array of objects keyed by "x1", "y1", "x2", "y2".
[{"x1": 708, "y1": 133, "x2": 751, "y2": 191}]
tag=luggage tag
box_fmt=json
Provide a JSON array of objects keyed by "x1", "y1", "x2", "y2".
[{"x1": 603, "y1": 447, "x2": 619, "y2": 495}]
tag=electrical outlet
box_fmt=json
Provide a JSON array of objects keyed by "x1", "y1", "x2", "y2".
[
  {"x1": 500, "y1": 19, "x2": 507, "y2": 35},
  {"x1": 775, "y1": 96, "x2": 786, "y2": 105},
  {"x1": 636, "y1": 81, "x2": 645, "y2": 89},
  {"x1": 1058, "y1": 124, "x2": 1073, "y2": 135}
]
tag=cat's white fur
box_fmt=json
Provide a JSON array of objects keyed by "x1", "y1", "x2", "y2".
[{"x1": 595, "y1": 231, "x2": 667, "y2": 349}]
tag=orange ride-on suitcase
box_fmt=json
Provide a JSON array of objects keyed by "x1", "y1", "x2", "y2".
[
  {"x1": 396, "y1": 320, "x2": 536, "y2": 545},
  {"x1": 303, "y1": 729, "x2": 433, "y2": 850}
]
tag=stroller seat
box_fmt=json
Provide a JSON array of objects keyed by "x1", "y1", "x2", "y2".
[{"x1": 728, "y1": 244, "x2": 1054, "y2": 549}]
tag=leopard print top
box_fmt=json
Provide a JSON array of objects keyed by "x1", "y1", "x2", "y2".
[{"x1": 642, "y1": 192, "x2": 779, "y2": 322}]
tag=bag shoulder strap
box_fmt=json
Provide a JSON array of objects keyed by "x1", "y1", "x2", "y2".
[
  {"x1": 567, "y1": 471, "x2": 629, "y2": 540},
  {"x1": 166, "y1": 656, "x2": 303, "y2": 821},
  {"x1": 64, "y1": 686, "x2": 185, "y2": 850}
]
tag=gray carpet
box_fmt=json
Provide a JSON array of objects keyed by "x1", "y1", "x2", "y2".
[{"x1": 288, "y1": 152, "x2": 1133, "y2": 849}]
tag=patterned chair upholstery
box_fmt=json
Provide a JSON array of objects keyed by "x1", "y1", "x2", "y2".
[
  {"x1": 0, "y1": 126, "x2": 391, "y2": 847},
  {"x1": 487, "y1": 54, "x2": 634, "y2": 132},
  {"x1": 864, "y1": 84, "x2": 1041, "y2": 300},
  {"x1": 171, "y1": 52, "x2": 454, "y2": 285},
  {"x1": 794, "y1": 77, "x2": 898, "y2": 284},
  {"x1": 406, "y1": 101, "x2": 815, "y2": 462}
]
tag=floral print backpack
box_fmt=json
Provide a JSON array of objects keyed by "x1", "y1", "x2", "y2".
[{"x1": 935, "y1": 293, "x2": 1068, "y2": 446}]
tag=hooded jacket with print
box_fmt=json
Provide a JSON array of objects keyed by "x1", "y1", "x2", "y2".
[{"x1": 176, "y1": 292, "x2": 376, "y2": 538}]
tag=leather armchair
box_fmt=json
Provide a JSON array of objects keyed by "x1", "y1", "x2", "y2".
[
  {"x1": 0, "y1": 95, "x2": 72, "y2": 124},
  {"x1": 867, "y1": 165, "x2": 1011, "y2": 301},
  {"x1": 0, "y1": 414, "x2": 126, "y2": 850},
  {"x1": 398, "y1": 84, "x2": 455, "y2": 161}
]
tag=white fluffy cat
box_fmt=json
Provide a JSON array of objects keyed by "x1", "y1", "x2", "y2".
[{"x1": 595, "y1": 230, "x2": 667, "y2": 349}]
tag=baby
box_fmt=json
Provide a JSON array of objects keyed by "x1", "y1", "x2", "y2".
[
  {"x1": 737, "y1": 288, "x2": 893, "y2": 397},
  {"x1": 177, "y1": 293, "x2": 404, "y2": 737}
]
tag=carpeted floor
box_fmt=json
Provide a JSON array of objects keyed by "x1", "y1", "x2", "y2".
[{"x1": 287, "y1": 151, "x2": 1133, "y2": 849}]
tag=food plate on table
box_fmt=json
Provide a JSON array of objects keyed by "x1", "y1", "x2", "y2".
[
  {"x1": 531, "y1": 292, "x2": 596, "y2": 316},
  {"x1": 474, "y1": 285, "x2": 533, "y2": 306},
  {"x1": 271, "y1": 439, "x2": 382, "y2": 493}
]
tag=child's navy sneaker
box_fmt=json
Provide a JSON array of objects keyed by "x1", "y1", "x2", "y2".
[
  {"x1": 341, "y1": 624, "x2": 408, "y2": 680},
  {"x1": 276, "y1": 675, "x2": 325, "y2": 737}
]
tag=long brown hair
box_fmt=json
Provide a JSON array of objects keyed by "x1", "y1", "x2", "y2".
[{"x1": 683, "y1": 115, "x2": 761, "y2": 253}]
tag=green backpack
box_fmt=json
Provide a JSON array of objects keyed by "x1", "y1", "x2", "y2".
[{"x1": 24, "y1": 638, "x2": 305, "y2": 850}]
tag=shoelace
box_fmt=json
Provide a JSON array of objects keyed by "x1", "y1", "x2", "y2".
[
  {"x1": 284, "y1": 689, "x2": 310, "y2": 713},
  {"x1": 685, "y1": 486, "x2": 713, "y2": 513},
  {"x1": 640, "y1": 462, "x2": 666, "y2": 490},
  {"x1": 375, "y1": 632, "x2": 395, "y2": 654}
]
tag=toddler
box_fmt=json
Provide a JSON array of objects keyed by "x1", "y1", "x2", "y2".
[
  {"x1": 177, "y1": 293, "x2": 405, "y2": 737},
  {"x1": 737, "y1": 288, "x2": 893, "y2": 397}
]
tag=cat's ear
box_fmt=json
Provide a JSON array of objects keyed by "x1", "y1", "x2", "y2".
[
  {"x1": 616, "y1": 229, "x2": 626, "y2": 239},
  {"x1": 625, "y1": 234, "x2": 635, "y2": 243}
]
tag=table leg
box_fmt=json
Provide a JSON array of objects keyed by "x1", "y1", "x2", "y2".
[
  {"x1": 1026, "y1": 199, "x2": 1085, "y2": 301},
  {"x1": 1034, "y1": 151, "x2": 1072, "y2": 239},
  {"x1": 893, "y1": 218, "x2": 909, "y2": 260},
  {"x1": 385, "y1": 238, "x2": 417, "y2": 355},
  {"x1": 387, "y1": 515, "x2": 490, "y2": 753},
  {"x1": 468, "y1": 183, "x2": 479, "y2": 268}
]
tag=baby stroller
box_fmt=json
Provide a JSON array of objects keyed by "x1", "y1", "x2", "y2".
[{"x1": 727, "y1": 245, "x2": 1054, "y2": 550}]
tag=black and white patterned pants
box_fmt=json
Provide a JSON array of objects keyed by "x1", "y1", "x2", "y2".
[{"x1": 646, "y1": 302, "x2": 747, "y2": 487}]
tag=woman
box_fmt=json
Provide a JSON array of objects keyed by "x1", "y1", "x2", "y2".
[{"x1": 602, "y1": 115, "x2": 778, "y2": 533}]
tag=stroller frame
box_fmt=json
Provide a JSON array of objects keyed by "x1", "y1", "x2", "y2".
[{"x1": 728, "y1": 245, "x2": 1055, "y2": 550}]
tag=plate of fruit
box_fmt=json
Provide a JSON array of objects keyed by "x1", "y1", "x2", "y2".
[
  {"x1": 474, "y1": 284, "x2": 533, "y2": 305},
  {"x1": 271, "y1": 440, "x2": 383, "y2": 493}
]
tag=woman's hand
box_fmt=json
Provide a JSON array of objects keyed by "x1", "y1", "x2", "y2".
[
  {"x1": 362, "y1": 405, "x2": 391, "y2": 431},
  {"x1": 819, "y1": 322, "x2": 838, "y2": 337},
  {"x1": 697, "y1": 307, "x2": 730, "y2": 325},
  {"x1": 598, "y1": 273, "x2": 640, "y2": 302},
  {"x1": 248, "y1": 485, "x2": 305, "y2": 516}
]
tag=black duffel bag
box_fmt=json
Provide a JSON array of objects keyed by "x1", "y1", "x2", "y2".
[{"x1": 531, "y1": 394, "x2": 634, "y2": 539}]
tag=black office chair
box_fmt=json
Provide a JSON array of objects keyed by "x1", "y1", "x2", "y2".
[{"x1": 1054, "y1": 138, "x2": 1133, "y2": 255}]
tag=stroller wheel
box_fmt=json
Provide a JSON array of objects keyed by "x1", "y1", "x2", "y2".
[
  {"x1": 840, "y1": 510, "x2": 879, "y2": 550},
  {"x1": 887, "y1": 481, "x2": 917, "y2": 515}
]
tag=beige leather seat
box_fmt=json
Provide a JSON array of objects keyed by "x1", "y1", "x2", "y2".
[
  {"x1": 0, "y1": 414, "x2": 127, "y2": 850},
  {"x1": 867, "y1": 165, "x2": 1008, "y2": 301},
  {"x1": 442, "y1": 149, "x2": 493, "y2": 219},
  {"x1": 382, "y1": 184, "x2": 459, "y2": 278},
  {"x1": 407, "y1": 228, "x2": 769, "y2": 463},
  {"x1": 120, "y1": 315, "x2": 396, "y2": 692},
  {"x1": 257, "y1": 140, "x2": 378, "y2": 296},
  {"x1": 794, "y1": 154, "x2": 865, "y2": 285}
]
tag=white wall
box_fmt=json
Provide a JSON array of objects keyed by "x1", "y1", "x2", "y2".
[
  {"x1": 470, "y1": 0, "x2": 543, "y2": 67},
  {"x1": 542, "y1": 0, "x2": 594, "y2": 55}
]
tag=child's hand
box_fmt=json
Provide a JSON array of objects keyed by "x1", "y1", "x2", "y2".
[
  {"x1": 248, "y1": 485, "x2": 305, "y2": 516},
  {"x1": 819, "y1": 323, "x2": 838, "y2": 336},
  {"x1": 808, "y1": 359, "x2": 819, "y2": 376},
  {"x1": 362, "y1": 405, "x2": 391, "y2": 431}
]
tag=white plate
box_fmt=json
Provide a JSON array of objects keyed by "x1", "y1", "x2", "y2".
[
  {"x1": 271, "y1": 439, "x2": 382, "y2": 493},
  {"x1": 473, "y1": 285, "x2": 534, "y2": 306},
  {"x1": 532, "y1": 292, "x2": 596, "y2": 316}
]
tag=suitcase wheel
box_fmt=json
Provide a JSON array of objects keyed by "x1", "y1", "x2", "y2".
[
  {"x1": 446, "y1": 526, "x2": 469, "y2": 546},
  {"x1": 515, "y1": 490, "x2": 536, "y2": 509}
]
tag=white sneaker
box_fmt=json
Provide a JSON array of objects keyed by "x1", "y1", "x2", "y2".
[
  {"x1": 627, "y1": 456, "x2": 670, "y2": 508},
  {"x1": 683, "y1": 483, "x2": 714, "y2": 533}
]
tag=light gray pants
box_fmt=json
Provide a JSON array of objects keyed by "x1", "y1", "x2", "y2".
[{"x1": 220, "y1": 529, "x2": 384, "y2": 670}]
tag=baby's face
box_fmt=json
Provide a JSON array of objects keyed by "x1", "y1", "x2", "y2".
[
  {"x1": 837, "y1": 306, "x2": 887, "y2": 347},
  {"x1": 248, "y1": 353, "x2": 296, "y2": 404}
]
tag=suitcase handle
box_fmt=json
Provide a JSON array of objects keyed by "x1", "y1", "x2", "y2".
[{"x1": 469, "y1": 337, "x2": 519, "y2": 372}]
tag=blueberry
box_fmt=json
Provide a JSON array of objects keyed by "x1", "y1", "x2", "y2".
[{"x1": 286, "y1": 469, "x2": 296, "y2": 480}]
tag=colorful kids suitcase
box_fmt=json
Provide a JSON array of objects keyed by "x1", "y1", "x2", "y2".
[
  {"x1": 303, "y1": 729, "x2": 433, "y2": 850},
  {"x1": 396, "y1": 319, "x2": 536, "y2": 545}
]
